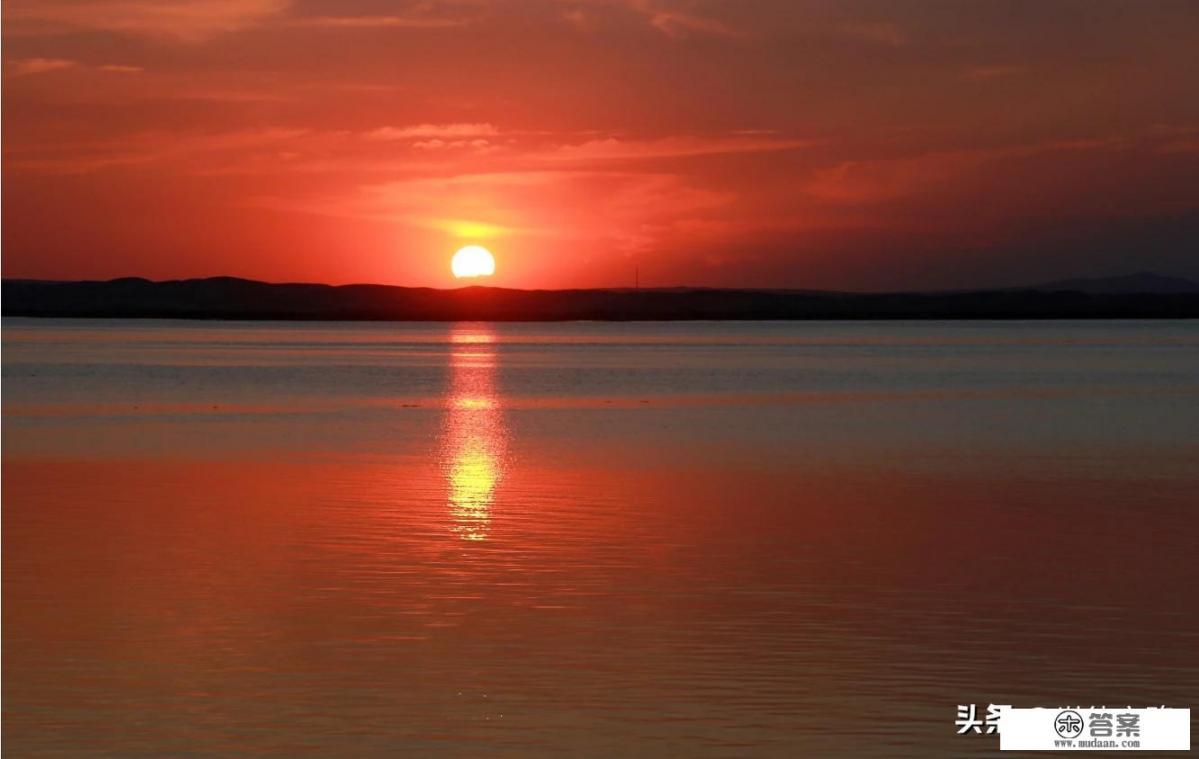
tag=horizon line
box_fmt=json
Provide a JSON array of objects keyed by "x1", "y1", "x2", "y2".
[{"x1": 4, "y1": 270, "x2": 1195, "y2": 297}]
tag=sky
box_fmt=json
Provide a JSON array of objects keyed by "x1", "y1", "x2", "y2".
[{"x1": 3, "y1": 0, "x2": 1198, "y2": 290}]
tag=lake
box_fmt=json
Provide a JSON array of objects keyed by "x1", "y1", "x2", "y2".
[{"x1": 4, "y1": 318, "x2": 1198, "y2": 756}]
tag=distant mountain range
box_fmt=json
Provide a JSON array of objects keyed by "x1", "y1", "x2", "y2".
[{"x1": 3, "y1": 273, "x2": 1198, "y2": 321}]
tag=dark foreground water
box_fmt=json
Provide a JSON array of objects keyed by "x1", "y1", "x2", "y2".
[{"x1": 4, "y1": 319, "x2": 1198, "y2": 756}]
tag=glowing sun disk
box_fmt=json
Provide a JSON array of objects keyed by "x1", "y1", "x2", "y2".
[{"x1": 451, "y1": 245, "x2": 496, "y2": 279}]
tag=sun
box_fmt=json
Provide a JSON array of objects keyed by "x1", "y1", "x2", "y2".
[{"x1": 451, "y1": 245, "x2": 496, "y2": 279}]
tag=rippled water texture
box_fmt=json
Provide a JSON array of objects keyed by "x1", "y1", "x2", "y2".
[{"x1": 4, "y1": 319, "x2": 1198, "y2": 756}]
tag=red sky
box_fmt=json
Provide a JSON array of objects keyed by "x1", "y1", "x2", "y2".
[{"x1": 4, "y1": 0, "x2": 1198, "y2": 290}]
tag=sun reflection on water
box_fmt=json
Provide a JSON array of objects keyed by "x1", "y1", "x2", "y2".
[{"x1": 442, "y1": 324, "x2": 507, "y2": 541}]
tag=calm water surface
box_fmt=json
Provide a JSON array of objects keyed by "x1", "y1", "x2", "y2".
[{"x1": 4, "y1": 319, "x2": 1198, "y2": 756}]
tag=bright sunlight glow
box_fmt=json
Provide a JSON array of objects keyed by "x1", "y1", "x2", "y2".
[{"x1": 451, "y1": 245, "x2": 496, "y2": 279}]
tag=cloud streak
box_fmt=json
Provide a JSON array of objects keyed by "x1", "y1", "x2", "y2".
[
  {"x1": 4, "y1": 0, "x2": 288, "y2": 40},
  {"x1": 367, "y1": 123, "x2": 500, "y2": 140},
  {"x1": 7, "y1": 57, "x2": 77, "y2": 76}
]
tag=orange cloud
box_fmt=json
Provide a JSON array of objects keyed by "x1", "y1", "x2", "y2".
[
  {"x1": 7, "y1": 57, "x2": 77, "y2": 76},
  {"x1": 5, "y1": 0, "x2": 288, "y2": 41},
  {"x1": 5, "y1": 127, "x2": 309, "y2": 174},
  {"x1": 290, "y1": 13, "x2": 476, "y2": 29},
  {"x1": 537, "y1": 134, "x2": 813, "y2": 163},
  {"x1": 645, "y1": 10, "x2": 740, "y2": 38},
  {"x1": 567, "y1": 0, "x2": 742, "y2": 38},
  {"x1": 366, "y1": 124, "x2": 500, "y2": 140}
]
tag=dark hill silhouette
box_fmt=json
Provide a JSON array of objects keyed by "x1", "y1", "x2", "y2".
[{"x1": 3, "y1": 274, "x2": 1198, "y2": 321}]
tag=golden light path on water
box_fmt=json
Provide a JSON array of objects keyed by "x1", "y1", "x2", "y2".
[{"x1": 442, "y1": 324, "x2": 507, "y2": 541}]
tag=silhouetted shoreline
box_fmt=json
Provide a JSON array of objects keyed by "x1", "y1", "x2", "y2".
[{"x1": 4, "y1": 275, "x2": 1198, "y2": 321}]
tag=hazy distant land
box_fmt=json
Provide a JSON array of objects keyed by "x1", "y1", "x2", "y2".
[{"x1": 4, "y1": 272, "x2": 1198, "y2": 321}]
